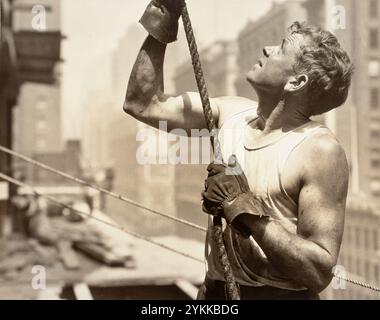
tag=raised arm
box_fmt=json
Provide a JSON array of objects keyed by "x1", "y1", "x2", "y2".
[
  {"x1": 123, "y1": 1, "x2": 255, "y2": 134},
  {"x1": 123, "y1": 35, "x2": 219, "y2": 134}
]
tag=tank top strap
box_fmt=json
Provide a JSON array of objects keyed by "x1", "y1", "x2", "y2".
[
  {"x1": 275, "y1": 121, "x2": 331, "y2": 207},
  {"x1": 219, "y1": 105, "x2": 258, "y2": 131},
  {"x1": 277, "y1": 121, "x2": 328, "y2": 173}
]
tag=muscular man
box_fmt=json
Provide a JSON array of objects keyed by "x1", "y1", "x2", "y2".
[{"x1": 124, "y1": 0, "x2": 354, "y2": 299}]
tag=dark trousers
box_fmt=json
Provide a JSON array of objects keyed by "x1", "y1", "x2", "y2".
[{"x1": 197, "y1": 277, "x2": 320, "y2": 300}]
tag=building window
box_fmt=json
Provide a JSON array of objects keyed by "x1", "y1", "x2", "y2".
[
  {"x1": 364, "y1": 229, "x2": 369, "y2": 249},
  {"x1": 36, "y1": 139, "x2": 46, "y2": 151},
  {"x1": 371, "y1": 129, "x2": 380, "y2": 140},
  {"x1": 371, "y1": 159, "x2": 380, "y2": 169},
  {"x1": 347, "y1": 226, "x2": 351, "y2": 244},
  {"x1": 369, "y1": 28, "x2": 378, "y2": 49},
  {"x1": 36, "y1": 120, "x2": 47, "y2": 131},
  {"x1": 347, "y1": 256, "x2": 352, "y2": 273},
  {"x1": 368, "y1": 60, "x2": 380, "y2": 77},
  {"x1": 356, "y1": 258, "x2": 361, "y2": 276},
  {"x1": 356, "y1": 226, "x2": 361, "y2": 247},
  {"x1": 36, "y1": 99, "x2": 48, "y2": 111},
  {"x1": 371, "y1": 179, "x2": 380, "y2": 194},
  {"x1": 370, "y1": 0, "x2": 378, "y2": 19},
  {"x1": 365, "y1": 261, "x2": 370, "y2": 280},
  {"x1": 371, "y1": 88, "x2": 379, "y2": 109}
]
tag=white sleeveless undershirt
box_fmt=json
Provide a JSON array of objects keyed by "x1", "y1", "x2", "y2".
[{"x1": 204, "y1": 104, "x2": 333, "y2": 290}]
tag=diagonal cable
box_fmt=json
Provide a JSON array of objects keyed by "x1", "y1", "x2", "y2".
[
  {"x1": 0, "y1": 144, "x2": 206, "y2": 233},
  {"x1": 0, "y1": 171, "x2": 204, "y2": 263}
]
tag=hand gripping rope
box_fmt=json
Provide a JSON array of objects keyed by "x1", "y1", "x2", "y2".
[{"x1": 180, "y1": 1, "x2": 240, "y2": 300}]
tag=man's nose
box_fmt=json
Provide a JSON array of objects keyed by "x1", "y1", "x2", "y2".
[{"x1": 263, "y1": 46, "x2": 279, "y2": 57}]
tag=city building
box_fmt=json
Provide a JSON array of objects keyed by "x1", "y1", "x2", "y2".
[
  {"x1": 303, "y1": 0, "x2": 380, "y2": 200},
  {"x1": 322, "y1": 195, "x2": 380, "y2": 299},
  {"x1": 12, "y1": 0, "x2": 66, "y2": 185},
  {"x1": 174, "y1": 40, "x2": 238, "y2": 97},
  {"x1": 302, "y1": 0, "x2": 380, "y2": 299},
  {"x1": 102, "y1": 24, "x2": 178, "y2": 237},
  {"x1": 0, "y1": 0, "x2": 20, "y2": 235}
]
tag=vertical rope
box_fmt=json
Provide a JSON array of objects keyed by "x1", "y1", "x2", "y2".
[{"x1": 180, "y1": 1, "x2": 240, "y2": 300}]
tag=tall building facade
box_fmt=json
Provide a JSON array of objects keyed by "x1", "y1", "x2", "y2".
[
  {"x1": 12, "y1": 0, "x2": 64, "y2": 184},
  {"x1": 174, "y1": 40, "x2": 238, "y2": 97},
  {"x1": 0, "y1": 0, "x2": 20, "y2": 235},
  {"x1": 104, "y1": 24, "x2": 177, "y2": 237},
  {"x1": 303, "y1": 0, "x2": 380, "y2": 200},
  {"x1": 301, "y1": 0, "x2": 380, "y2": 299},
  {"x1": 322, "y1": 196, "x2": 380, "y2": 299}
]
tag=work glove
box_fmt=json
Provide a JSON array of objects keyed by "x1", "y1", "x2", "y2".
[
  {"x1": 139, "y1": 0, "x2": 183, "y2": 44},
  {"x1": 202, "y1": 155, "x2": 269, "y2": 225}
]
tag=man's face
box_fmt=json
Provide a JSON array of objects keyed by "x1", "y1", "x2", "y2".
[{"x1": 246, "y1": 33, "x2": 307, "y2": 95}]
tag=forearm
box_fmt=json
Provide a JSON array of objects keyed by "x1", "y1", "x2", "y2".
[
  {"x1": 124, "y1": 35, "x2": 166, "y2": 113},
  {"x1": 234, "y1": 215, "x2": 335, "y2": 292}
]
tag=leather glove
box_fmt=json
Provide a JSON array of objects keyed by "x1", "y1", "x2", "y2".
[
  {"x1": 202, "y1": 155, "x2": 269, "y2": 225},
  {"x1": 139, "y1": 0, "x2": 183, "y2": 44}
]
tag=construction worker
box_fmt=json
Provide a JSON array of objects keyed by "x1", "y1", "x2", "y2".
[{"x1": 124, "y1": 0, "x2": 353, "y2": 299}]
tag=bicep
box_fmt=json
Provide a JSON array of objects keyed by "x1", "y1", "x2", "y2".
[
  {"x1": 135, "y1": 92, "x2": 219, "y2": 135},
  {"x1": 297, "y1": 140, "x2": 349, "y2": 261}
]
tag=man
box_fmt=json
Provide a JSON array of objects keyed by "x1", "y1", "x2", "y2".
[{"x1": 124, "y1": 0, "x2": 354, "y2": 299}]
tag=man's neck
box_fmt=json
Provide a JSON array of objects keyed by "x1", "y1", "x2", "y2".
[{"x1": 257, "y1": 97, "x2": 310, "y2": 134}]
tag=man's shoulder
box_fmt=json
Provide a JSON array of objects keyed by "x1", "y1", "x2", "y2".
[
  {"x1": 215, "y1": 96, "x2": 257, "y2": 128},
  {"x1": 299, "y1": 131, "x2": 349, "y2": 180}
]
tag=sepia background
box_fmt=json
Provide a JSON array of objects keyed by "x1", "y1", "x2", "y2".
[{"x1": 0, "y1": 0, "x2": 379, "y2": 299}]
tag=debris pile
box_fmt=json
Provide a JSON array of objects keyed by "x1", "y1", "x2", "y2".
[{"x1": 0, "y1": 193, "x2": 135, "y2": 282}]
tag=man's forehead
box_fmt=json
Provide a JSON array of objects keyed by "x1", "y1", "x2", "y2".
[
  {"x1": 283, "y1": 33, "x2": 308, "y2": 50},
  {"x1": 287, "y1": 33, "x2": 306, "y2": 44}
]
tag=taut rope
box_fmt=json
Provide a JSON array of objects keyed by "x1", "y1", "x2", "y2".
[{"x1": 180, "y1": 1, "x2": 240, "y2": 300}]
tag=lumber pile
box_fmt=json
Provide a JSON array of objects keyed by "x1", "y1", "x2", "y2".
[{"x1": 0, "y1": 194, "x2": 136, "y2": 281}]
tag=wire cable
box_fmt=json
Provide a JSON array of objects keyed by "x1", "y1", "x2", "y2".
[
  {"x1": 0, "y1": 172, "x2": 204, "y2": 264},
  {"x1": 1, "y1": 147, "x2": 380, "y2": 293},
  {"x1": 0, "y1": 144, "x2": 206, "y2": 233}
]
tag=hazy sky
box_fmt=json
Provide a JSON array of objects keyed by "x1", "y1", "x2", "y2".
[{"x1": 61, "y1": 0, "x2": 278, "y2": 139}]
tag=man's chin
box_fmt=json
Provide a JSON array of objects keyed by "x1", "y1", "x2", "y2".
[{"x1": 246, "y1": 71, "x2": 260, "y2": 89}]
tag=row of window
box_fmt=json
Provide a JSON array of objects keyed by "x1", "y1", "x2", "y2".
[
  {"x1": 35, "y1": 100, "x2": 49, "y2": 152},
  {"x1": 369, "y1": 28, "x2": 378, "y2": 49},
  {"x1": 370, "y1": 0, "x2": 379, "y2": 20},
  {"x1": 371, "y1": 88, "x2": 379, "y2": 109},
  {"x1": 340, "y1": 256, "x2": 380, "y2": 283},
  {"x1": 345, "y1": 226, "x2": 379, "y2": 251}
]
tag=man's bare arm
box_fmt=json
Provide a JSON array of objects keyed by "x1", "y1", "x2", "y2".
[
  {"x1": 123, "y1": 35, "x2": 222, "y2": 134},
  {"x1": 234, "y1": 135, "x2": 349, "y2": 292},
  {"x1": 124, "y1": 36, "x2": 256, "y2": 133}
]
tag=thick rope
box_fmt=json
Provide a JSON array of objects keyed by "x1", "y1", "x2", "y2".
[
  {"x1": 0, "y1": 144, "x2": 206, "y2": 233},
  {"x1": 180, "y1": 1, "x2": 240, "y2": 300},
  {"x1": 333, "y1": 274, "x2": 380, "y2": 293},
  {"x1": 0, "y1": 172, "x2": 204, "y2": 263}
]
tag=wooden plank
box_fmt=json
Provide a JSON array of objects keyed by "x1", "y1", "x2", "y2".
[
  {"x1": 73, "y1": 282, "x2": 93, "y2": 300},
  {"x1": 175, "y1": 279, "x2": 199, "y2": 300},
  {"x1": 74, "y1": 242, "x2": 129, "y2": 266}
]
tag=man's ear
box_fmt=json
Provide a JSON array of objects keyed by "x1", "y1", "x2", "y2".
[{"x1": 284, "y1": 74, "x2": 309, "y2": 93}]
